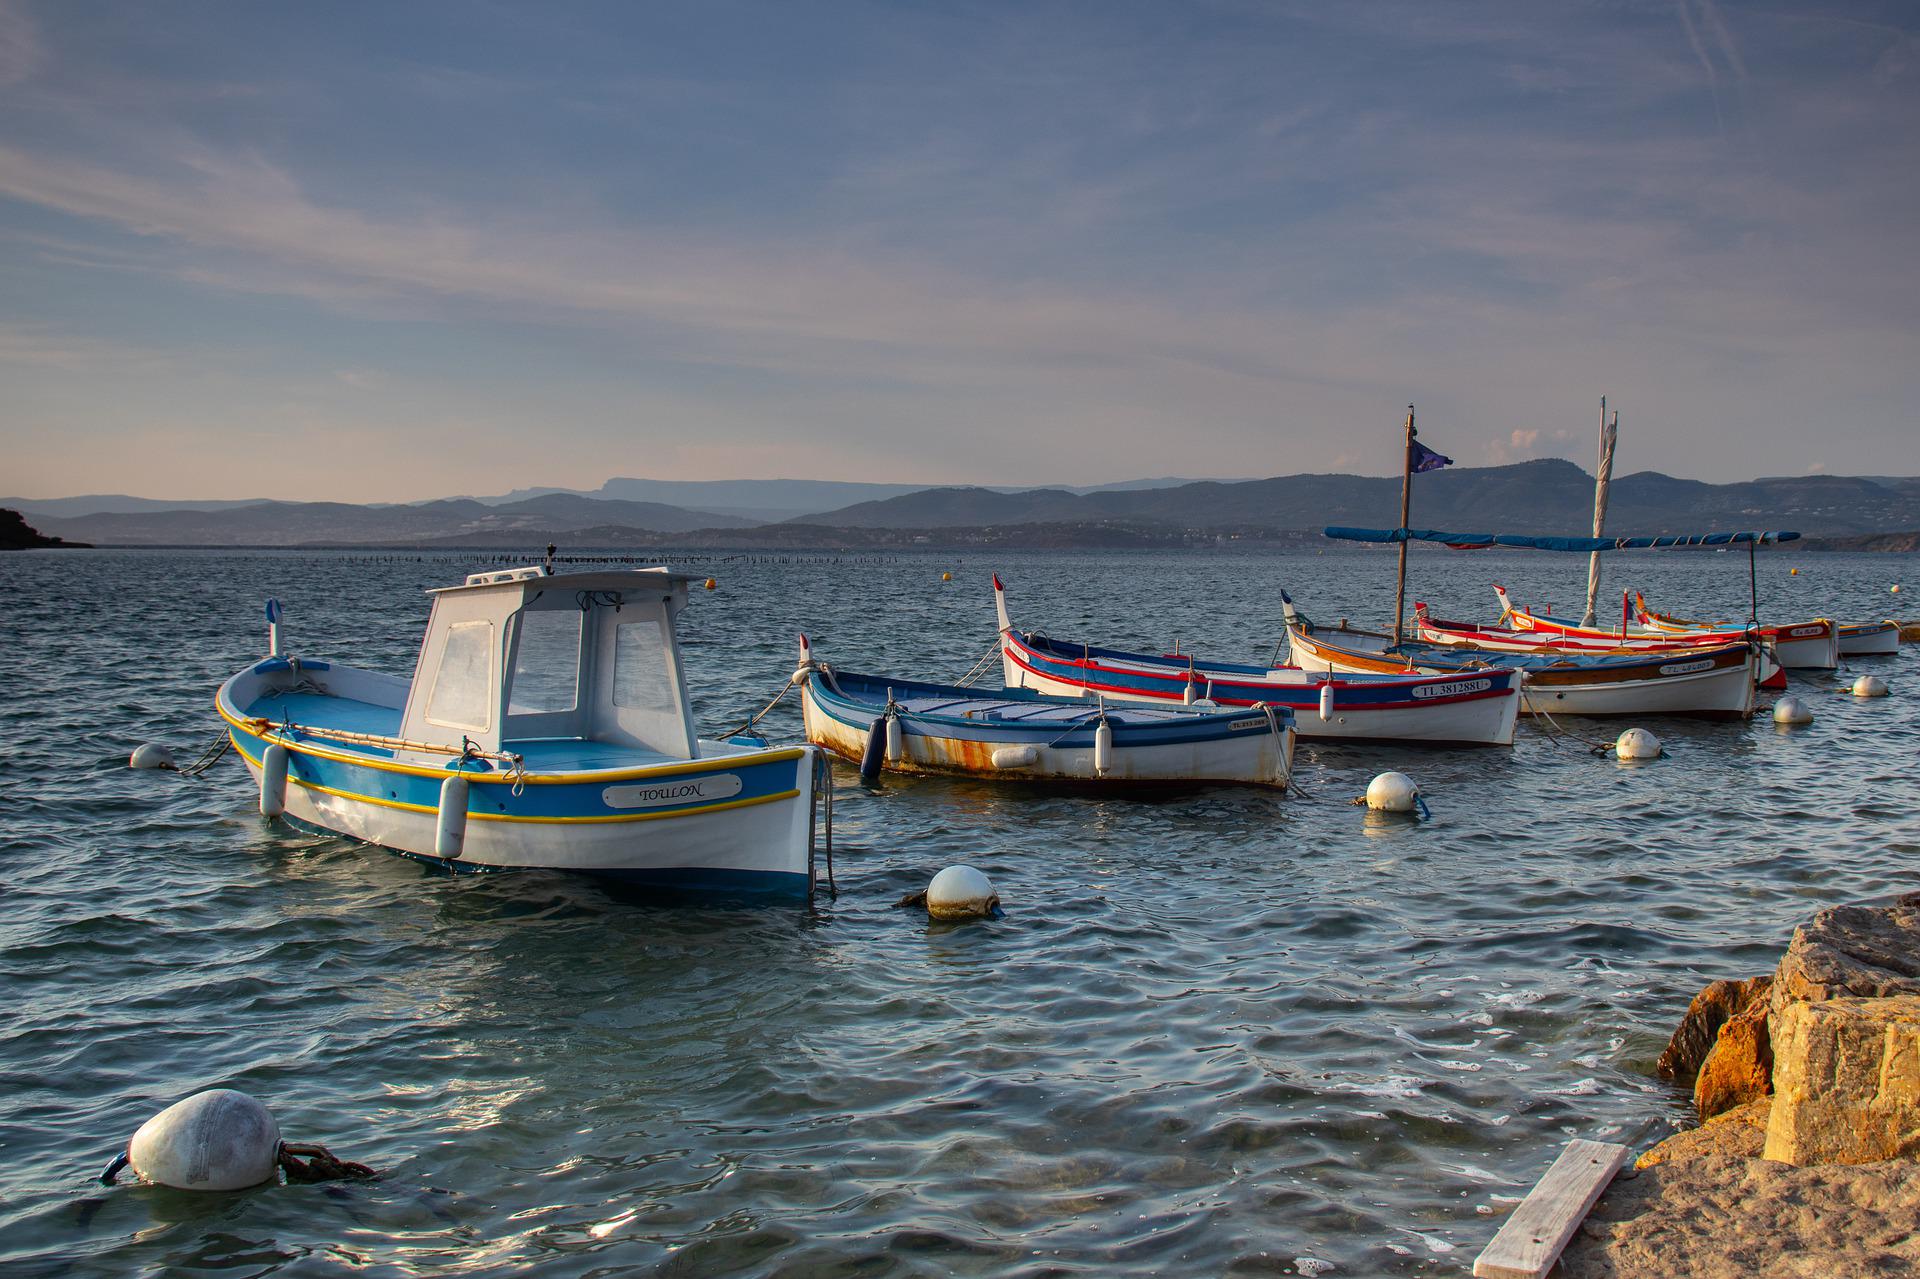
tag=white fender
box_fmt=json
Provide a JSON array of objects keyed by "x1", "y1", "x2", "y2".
[
  {"x1": 990, "y1": 745, "x2": 1038, "y2": 769},
  {"x1": 1318, "y1": 683, "x2": 1335, "y2": 723},
  {"x1": 436, "y1": 774, "x2": 470, "y2": 859},
  {"x1": 259, "y1": 744, "x2": 288, "y2": 818},
  {"x1": 884, "y1": 714, "x2": 905, "y2": 763},
  {"x1": 1093, "y1": 719, "x2": 1114, "y2": 774}
]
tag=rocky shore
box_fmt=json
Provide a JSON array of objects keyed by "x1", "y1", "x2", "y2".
[{"x1": 1557, "y1": 894, "x2": 1920, "y2": 1278}]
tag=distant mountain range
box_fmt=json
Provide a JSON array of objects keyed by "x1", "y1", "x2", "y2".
[
  {"x1": 11, "y1": 461, "x2": 1919, "y2": 547},
  {"x1": 788, "y1": 461, "x2": 1920, "y2": 537}
]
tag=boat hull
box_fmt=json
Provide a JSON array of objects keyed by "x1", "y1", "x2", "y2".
[
  {"x1": 1838, "y1": 621, "x2": 1900, "y2": 656},
  {"x1": 800, "y1": 669, "x2": 1293, "y2": 788},
  {"x1": 218, "y1": 663, "x2": 819, "y2": 894},
  {"x1": 1498, "y1": 589, "x2": 1838, "y2": 671},
  {"x1": 1286, "y1": 625, "x2": 1756, "y2": 720},
  {"x1": 999, "y1": 633, "x2": 1519, "y2": 746}
]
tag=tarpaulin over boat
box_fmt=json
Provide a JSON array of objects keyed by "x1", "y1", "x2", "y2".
[{"x1": 1322, "y1": 527, "x2": 1801, "y2": 552}]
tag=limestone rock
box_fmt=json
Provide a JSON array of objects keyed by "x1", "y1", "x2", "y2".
[
  {"x1": 1763, "y1": 994, "x2": 1920, "y2": 1166},
  {"x1": 1693, "y1": 997, "x2": 1773, "y2": 1120},
  {"x1": 1635, "y1": 1098, "x2": 1769, "y2": 1170},
  {"x1": 1770, "y1": 893, "x2": 1920, "y2": 1014},
  {"x1": 1656, "y1": 975, "x2": 1771, "y2": 1084}
]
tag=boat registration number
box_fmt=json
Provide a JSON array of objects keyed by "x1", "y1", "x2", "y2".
[
  {"x1": 1785, "y1": 625, "x2": 1826, "y2": 638},
  {"x1": 1658, "y1": 658, "x2": 1714, "y2": 676},
  {"x1": 1228, "y1": 717, "x2": 1268, "y2": 731},
  {"x1": 603, "y1": 774, "x2": 744, "y2": 809},
  {"x1": 1409, "y1": 677, "x2": 1491, "y2": 699}
]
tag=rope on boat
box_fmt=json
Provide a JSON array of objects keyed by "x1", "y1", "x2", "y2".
[
  {"x1": 813, "y1": 749, "x2": 837, "y2": 900},
  {"x1": 241, "y1": 717, "x2": 529, "y2": 790}
]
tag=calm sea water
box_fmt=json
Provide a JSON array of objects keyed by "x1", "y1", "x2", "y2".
[{"x1": 1, "y1": 546, "x2": 1915, "y2": 1277}]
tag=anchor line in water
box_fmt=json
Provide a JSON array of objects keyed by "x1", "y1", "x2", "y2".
[
  {"x1": 953, "y1": 636, "x2": 1003, "y2": 687},
  {"x1": 175, "y1": 727, "x2": 235, "y2": 778},
  {"x1": 713, "y1": 674, "x2": 798, "y2": 741}
]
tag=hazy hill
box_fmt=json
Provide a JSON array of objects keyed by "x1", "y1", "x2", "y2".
[
  {"x1": 475, "y1": 476, "x2": 1226, "y2": 521},
  {"x1": 32, "y1": 493, "x2": 755, "y2": 546},
  {"x1": 2, "y1": 494, "x2": 275, "y2": 518}
]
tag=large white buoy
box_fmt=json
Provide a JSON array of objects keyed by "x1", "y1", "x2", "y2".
[
  {"x1": 1615, "y1": 727, "x2": 1661, "y2": 760},
  {"x1": 436, "y1": 774, "x2": 470, "y2": 859},
  {"x1": 884, "y1": 714, "x2": 905, "y2": 763},
  {"x1": 1852, "y1": 674, "x2": 1889, "y2": 698},
  {"x1": 925, "y1": 865, "x2": 998, "y2": 920},
  {"x1": 1772, "y1": 695, "x2": 1814, "y2": 725},
  {"x1": 1365, "y1": 771, "x2": 1418, "y2": 812},
  {"x1": 1318, "y1": 683, "x2": 1335, "y2": 723},
  {"x1": 259, "y1": 743, "x2": 289, "y2": 817},
  {"x1": 127, "y1": 1089, "x2": 281, "y2": 1191},
  {"x1": 1093, "y1": 719, "x2": 1114, "y2": 774},
  {"x1": 129, "y1": 744, "x2": 178, "y2": 771}
]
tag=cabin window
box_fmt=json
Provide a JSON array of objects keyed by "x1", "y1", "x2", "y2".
[
  {"x1": 612, "y1": 619, "x2": 677, "y2": 713},
  {"x1": 507, "y1": 609, "x2": 580, "y2": 714},
  {"x1": 426, "y1": 621, "x2": 494, "y2": 731}
]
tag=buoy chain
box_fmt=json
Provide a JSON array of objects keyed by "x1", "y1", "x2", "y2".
[{"x1": 276, "y1": 1142, "x2": 378, "y2": 1184}]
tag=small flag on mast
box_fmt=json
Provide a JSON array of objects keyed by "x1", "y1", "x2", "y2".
[{"x1": 1409, "y1": 439, "x2": 1452, "y2": 474}]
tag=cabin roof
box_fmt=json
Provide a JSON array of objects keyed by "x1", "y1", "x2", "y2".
[{"x1": 427, "y1": 566, "x2": 699, "y2": 597}]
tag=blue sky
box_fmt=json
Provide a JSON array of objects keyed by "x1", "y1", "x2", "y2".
[{"x1": 2, "y1": 1, "x2": 1916, "y2": 501}]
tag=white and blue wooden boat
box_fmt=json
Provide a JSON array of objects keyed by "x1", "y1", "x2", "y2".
[
  {"x1": 993, "y1": 577, "x2": 1523, "y2": 746},
  {"x1": 216, "y1": 566, "x2": 825, "y2": 896},
  {"x1": 796, "y1": 638, "x2": 1294, "y2": 789},
  {"x1": 1837, "y1": 620, "x2": 1901, "y2": 656},
  {"x1": 1282, "y1": 594, "x2": 1757, "y2": 720}
]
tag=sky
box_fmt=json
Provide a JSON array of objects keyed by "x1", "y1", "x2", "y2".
[{"x1": 1, "y1": 0, "x2": 1917, "y2": 502}]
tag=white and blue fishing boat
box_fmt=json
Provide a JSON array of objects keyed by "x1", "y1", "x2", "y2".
[
  {"x1": 216, "y1": 565, "x2": 827, "y2": 896},
  {"x1": 993, "y1": 577, "x2": 1523, "y2": 746},
  {"x1": 796, "y1": 638, "x2": 1294, "y2": 789}
]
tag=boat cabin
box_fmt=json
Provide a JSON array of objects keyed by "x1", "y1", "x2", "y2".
[{"x1": 397, "y1": 566, "x2": 701, "y2": 761}]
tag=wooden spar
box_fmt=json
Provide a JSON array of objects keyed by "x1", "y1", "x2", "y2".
[
  {"x1": 1580, "y1": 401, "x2": 1618, "y2": 627},
  {"x1": 1392, "y1": 404, "x2": 1415, "y2": 647},
  {"x1": 1473, "y1": 1138, "x2": 1628, "y2": 1279}
]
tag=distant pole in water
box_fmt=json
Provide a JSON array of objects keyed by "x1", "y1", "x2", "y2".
[
  {"x1": 1581, "y1": 401, "x2": 1619, "y2": 628},
  {"x1": 1392, "y1": 405, "x2": 1415, "y2": 648}
]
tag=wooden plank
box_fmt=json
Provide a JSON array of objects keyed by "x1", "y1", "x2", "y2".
[{"x1": 1473, "y1": 1138, "x2": 1629, "y2": 1279}]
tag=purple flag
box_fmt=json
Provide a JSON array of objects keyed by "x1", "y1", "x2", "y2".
[{"x1": 1409, "y1": 439, "x2": 1452, "y2": 473}]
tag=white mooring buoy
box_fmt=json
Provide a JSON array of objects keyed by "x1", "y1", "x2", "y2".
[
  {"x1": 1772, "y1": 695, "x2": 1814, "y2": 725},
  {"x1": 925, "y1": 865, "x2": 998, "y2": 920},
  {"x1": 1365, "y1": 771, "x2": 1418, "y2": 813},
  {"x1": 1615, "y1": 727, "x2": 1661, "y2": 760},
  {"x1": 128, "y1": 744, "x2": 178, "y2": 771},
  {"x1": 127, "y1": 1089, "x2": 281, "y2": 1191},
  {"x1": 1852, "y1": 674, "x2": 1890, "y2": 698}
]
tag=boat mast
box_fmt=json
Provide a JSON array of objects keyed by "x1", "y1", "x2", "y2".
[
  {"x1": 1392, "y1": 404, "x2": 1415, "y2": 647},
  {"x1": 1580, "y1": 399, "x2": 1619, "y2": 627}
]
